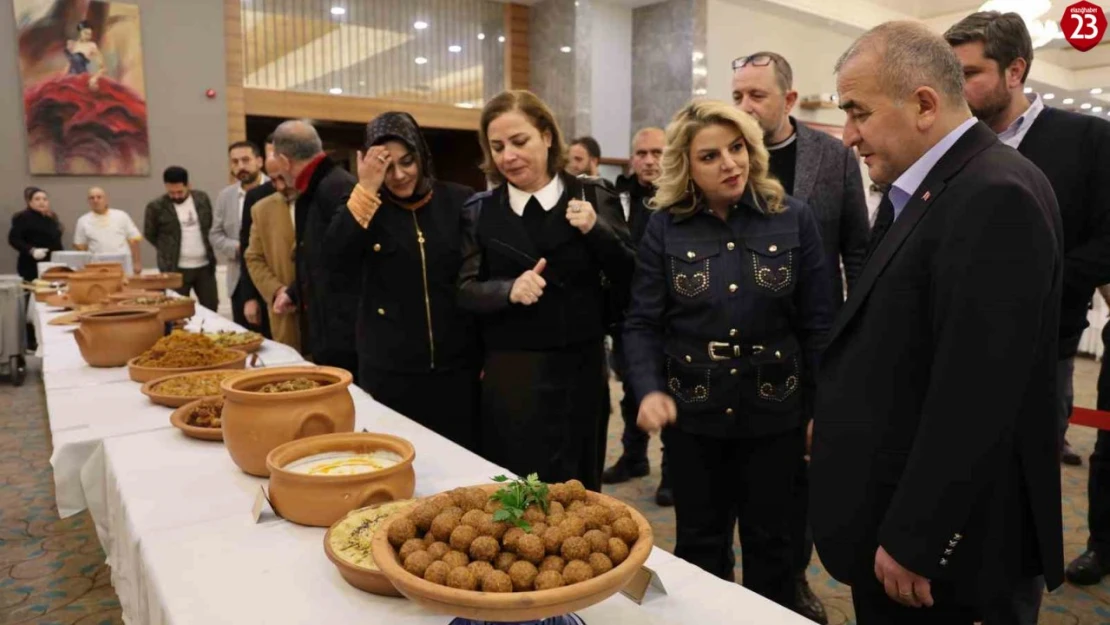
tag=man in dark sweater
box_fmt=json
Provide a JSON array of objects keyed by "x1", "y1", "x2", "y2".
[{"x1": 947, "y1": 10, "x2": 1110, "y2": 622}]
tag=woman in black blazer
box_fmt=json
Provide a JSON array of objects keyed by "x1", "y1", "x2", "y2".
[
  {"x1": 326, "y1": 112, "x2": 480, "y2": 451},
  {"x1": 8, "y1": 187, "x2": 64, "y2": 282}
]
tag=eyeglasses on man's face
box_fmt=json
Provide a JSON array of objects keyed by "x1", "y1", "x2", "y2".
[{"x1": 731, "y1": 54, "x2": 773, "y2": 71}]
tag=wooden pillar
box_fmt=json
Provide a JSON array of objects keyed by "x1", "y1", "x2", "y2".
[
  {"x1": 504, "y1": 3, "x2": 530, "y2": 91},
  {"x1": 224, "y1": 0, "x2": 246, "y2": 144}
]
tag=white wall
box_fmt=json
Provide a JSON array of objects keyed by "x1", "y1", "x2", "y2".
[
  {"x1": 706, "y1": 0, "x2": 852, "y2": 127},
  {"x1": 588, "y1": 1, "x2": 634, "y2": 158}
]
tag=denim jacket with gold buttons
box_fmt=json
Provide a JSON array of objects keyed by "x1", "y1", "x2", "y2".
[{"x1": 623, "y1": 190, "x2": 835, "y2": 438}]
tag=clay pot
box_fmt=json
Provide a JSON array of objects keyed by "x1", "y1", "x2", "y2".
[
  {"x1": 104, "y1": 290, "x2": 163, "y2": 304},
  {"x1": 266, "y1": 432, "x2": 415, "y2": 527},
  {"x1": 84, "y1": 262, "x2": 125, "y2": 277},
  {"x1": 221, "y1": 366, "x2": 355, "y2": 477},
  {"x1": 74, "y1": 307, "x2": 163, "y2": 367},
  {"x1": 127, "y1": 272, "x2": 183, "y2": 290},
  {"x1": 67, "y1": 272, "x2": 123, "y2": 304},
  {"x1": 40, "y1": 266, "x2": 74, "y2": 282}
]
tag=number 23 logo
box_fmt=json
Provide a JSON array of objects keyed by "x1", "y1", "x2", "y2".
[
  {"x1": 1071, "y1": 12, "x2": 1100, "y2": 38},
  {"x1": 1062, "y1": 1, "x2": 1107, "y2": 52}
]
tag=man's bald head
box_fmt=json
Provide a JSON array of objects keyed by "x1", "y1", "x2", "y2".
[
  {"x1": 630, "y1": 127, "x2": 665, "y2": 186},
  {"x1": 87, "y1": 186, "x2": 108, "y2": 213},
  {"x1": 273, "y1": 120, "x2": 324, "y2": 163}
]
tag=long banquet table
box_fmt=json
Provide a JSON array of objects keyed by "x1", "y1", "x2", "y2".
[{"x1": 34, "y1": 300, "x2": 812, "y2": 625}]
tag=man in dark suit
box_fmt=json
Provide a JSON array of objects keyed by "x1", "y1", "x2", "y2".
[
  {"x1": 733, "y1": 50, "x2": 871, "y2": 624},
  {"x1": 945, "y1": 11, "x2": 1110, "y2": 593},
  {"x1": 811, "y1": 21, "x2": 1064, "y2": 624}
]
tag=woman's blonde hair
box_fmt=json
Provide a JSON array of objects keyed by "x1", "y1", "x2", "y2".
[
  {"x1": 652, "y1": 99, "x2": 785, "y2": 216},
  {"x1": 478, "y1": 90, "x2": 567, "y2": 186}
]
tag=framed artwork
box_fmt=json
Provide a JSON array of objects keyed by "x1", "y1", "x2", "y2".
[{"x1": 13, "y1": 0, "x2": 149, "y2": 175}]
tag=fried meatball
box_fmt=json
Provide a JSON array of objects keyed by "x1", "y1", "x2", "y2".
[
  {"x1": 427, "y1": 541, "x2": 451, "y2": 560},
  {"x1": 522, "y1": 504, "x2": 546, "y2": 525},
  {"x1": 548, "y1": 501, "x2": 566, "y2": 517},
  {"x1": 442, "y1": 550, "x2": 470, "y2": 569},
  {"x1": 441, "y1": 506, "x2": 465, "y2": 521},
  {"x1": 529, "y1": 522, "x2": 548, "y2": 538},
  {"x1": 534, "y1": 569, "x2": 565, "y2": 590},
  {"x1": 611, "y1": 517, "x2": 640, "y2": 546},
  {"x1": 469, "y1": 536, "x2": 501, "y2": 563},
  {"x1": 563, "y1": 559, "x2": 594, "y2": 584},
  {"x1": 399, "y1": 538, "x2": 426, "y2": 561},
  {"x1": 424, "y1": 560, "x2": 451, "y2": 586},
  {"x1": 423, "y1": 531, "x2": 437, "y2": 547},
  {"x1": 581, "y1": 505, "x2": 610, "y2": 531},
  {"x1": 485, "y1": 499, "x2": 503, "y2": 514},
  {"x1": 446, "y1": 566, "x2": 478, "y2": 591},
  {"x1": 561, "y1": 536, "x2": 590, "y2": 561},
  {"x1": 559, "y1": 516, "x2": 586, "y2": 538},
  {"x1": 608, "y1": 538, "x2": 630, "y2": 565},
  {"x1": 482, "y1": 570, "x2": 513, "y2": 593},
  {"x1": 542, "y1": 526, "x2": 566, "y2": 555},
  {"x1": 494, "y1": 551, "x2": 518, "y2": 573},
  {"x1": 567, "y1": 500, "x2": 587, "y2": 514},
  {"x1": 608, "y1": 504, "x2": 632, "y2": 521},
  {"x1": 478, "y1": 516, "x2": 508, "y2": 541},
  {"x1": 468, "y1": 560, "x2": 494, "y2": 584},
  {"x1": 588, "y1": 552, "x2": 613, "y2": 576},
  {"x1": 388, "y1": 517, "x2": 418, "y2": 548},
  {"x1": 516, "y1": 533, "x2": 545, "y2": 564},
  {"x1": 450, "y1": 525, "x2": 479, "y2": 552},
  {"x1": 404, "y1": 551, "x2": 434, "y2": 577},
  {"x1": 448, "y1": 487, "x2": 471, "y2": 510},
  {"x1": 508, "y1": 560, "x2": 539, "y2": 591},
  {"x1": 564, "y1": 479, "x2": 588, "y2": 502},
  {"x1": 463, "y1": 488, "x2": 490, "y2": 512},
  {"x1": 546, "y1": 513, "x2": 566, "y2": 529},
  {"x1": 583, "y1": 529, "x2": 608, "y2": 555},
  {"x1": 549, "y1": 483, "x2": 572, "y2": 505},
  {"x1": 540, "y1": 555, "x2": 566, "y2": 573},
  {"x1": 461, "y1": 509, "x2": 486, "y2": 529},
  {"x1": 503, "y1": 527, "x2": 527, "y2": 552},
  {"x1": 431, "y1": 511, "x2": 461, "y2": 542},
  {"x1": 410, "y1": 501, "x2": 442, "y2": 533},
  {"x1": 600, "y1": 525, "x2": 612, "y2": 539}
]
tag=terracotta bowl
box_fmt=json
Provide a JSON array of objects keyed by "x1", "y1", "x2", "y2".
[
  {"x1": 373, "y1": 485, "x2": 654, "y2": 622},
  {"x1": 74, "y1": 307, "x2": 163, "y2": 367},
  {"x1": 127, "y1": 272, "x2": 183, "y2": 290},
  {"x1": 44, "y1": 293, "x2": 73, "y2": 309},
  {"x1": 323, "y1": 500, "x2": 420, "y2": 598},
  {"x1": 221, "y1": 366, "x2": 356, "y2": 477},
  {"x1": 67, "y1": 272, "x2": 123, "y2": 304},
  {"x1": 40, "y1": 266, "x2": 75, "y2": 281},
  {"x1": 118, "y1": 297, "x2": 195, "y2": 323},
  {"x1": 141, "y1": 369, "x2": 246, "y2": 407},
  {"x1": 105, "y1": 290, "x2": 163, "y2": 304},
  {"x1": 127, "y1": 349, "x2": 250, "y2": 383},
  {"x1": 169, "y1": 397, "x2": 225, "y2": 441},
  {"x1": 83, "y1": 262, "x2": 125, "y2": 277},
  {"x1": 265, "y1": 432, "x2": 416, "y2": 527}
]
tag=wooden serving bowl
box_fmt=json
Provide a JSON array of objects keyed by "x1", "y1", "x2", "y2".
[
  {"x1": 141, "y1": 369, "x2": 246, "y2": 407},
  {"x1": 127, "y1": 349, "x2": 250, "y2": 383},
  {"x1": 372, "y1": 485, "x2": 654, "y2": 622},
  {"x1": 128, "y1": 272, "x2": 183, "y2": 290},
  {"x1": 74, "y1": 307, "x2": 163, "y2": 367},
  {"x1": 118, "y1": 297, "x2": 195, "y2": 323},
  {"x1": 265, "y1": 432, "x2": 415, "y2": 527},
  {"x1": 169, "y1": 397, "x2": 225, "y2": 441},
  {"x1": 221, "y1": 366, "x2": 356, "y2": 477}
]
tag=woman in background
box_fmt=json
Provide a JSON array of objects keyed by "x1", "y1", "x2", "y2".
[{"x1": 9, "y1": 186, "x2": 63, "y2": 282}]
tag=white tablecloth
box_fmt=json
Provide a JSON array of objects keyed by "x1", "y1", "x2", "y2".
[{"x1": 35, "y1": 300, "x2": 812, "y2": 625}]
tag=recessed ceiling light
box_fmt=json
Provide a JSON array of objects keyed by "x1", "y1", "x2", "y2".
[
  {"x1": 455, "y1": 102, "x2": 475, "y2": 109},
  {"x1": 560, "y1": 46, "x2": 572, "y2": 53},
  {"x1": 330, "y1": 6, "x2": 345, "y2": 15},
  {"x1": 477, "y1": 33, "x2": 485, "y2": 40},
  {"x1": 328, "y1": 87, "x2": 343, "y2": 95},
  {"x1": 449, "y1": 45, "x2": 461, "y2": 53},
  {"x1": 1063, "y1": 98, "x2": 1075, "y2": 104},
  {"x1": 413, "y1": 21, "x2": 428, "y2": 30},
  {"x1": 415, "y1": 56, "x2": 428, "y2": 65},
  {"x1": 1044, "y1": 93, "x2": 1056, "y2": 100},
  {"x1": 1023, "y1": 87, "x2": 1033, "y2": 94},
  {"x1": 359, "y1": 81, "x2": 365, "y2": 86},
  {"x1": 693, "y1": 88, "x2": 707, "y2": 96},
  {"x1": 498, "y1": 35, "x2": 505, "y2": 43},
  {"x1": 1094, "y1": 106, "x2": 1104, "y2": 113},
  {"x1": 1081, "y1": 102, "x2": 1092, "y2": 109},
  {"x1": 1092, "y1": 88, "x2": 1104, "y2": 94},
  {"x1": 692, "y1": 51, "x2": 704, "y2": 62}
]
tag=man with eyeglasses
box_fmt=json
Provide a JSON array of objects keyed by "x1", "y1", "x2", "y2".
[{"x1": 732, "y1": 50, "x2": 869, "y2": 625}]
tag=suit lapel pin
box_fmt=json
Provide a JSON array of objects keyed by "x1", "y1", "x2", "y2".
[{"x1": 922, "y1": 191, "x2": 931, "y2": 201}]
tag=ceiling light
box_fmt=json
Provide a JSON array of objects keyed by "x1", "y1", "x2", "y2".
[
  {"x1": 1063, "y1": 98, "x2": 1075, "y2": 104},
  {"x1": 692, "y1": 51, "x2": 704, "y2": 62},
  {"x1": 1043, "y1": 93, "x2": 1055, "y2": 100},
  {"x1": 477, "y1": 33, "x2": 485, "y2": 40},
  {"x1": 1092, "y1": 88, "x2": 1104, "y2": 95},
  {"x1": 977, "y1": 1, "x2": 1061, "y2": 48},
  {"x1": 330, "y1": 6, "x2": 345, "y2": 15},
  {"x1": 560, "y1": 46, "x2": 572, "y2": 53},
  {"x1": 1094, "y1": 106, "x2": 1104, "y2": 113},
  {"x1": 449, "y1": 45, "x2": 461, "y2": 53},
  {"x1": 1082, "y1": 102, "x2": 1092, "y2": 109},
  {"x1": 413, "y1": 21, "x2": 428, "y2": 30},
  {"x1": 693, "y1": 66, "x2": 708, "y2": 77},
  {"x1": 455, "y1": 102, "x2": 476, "y2": 109},
  {"x1": 328, "y1": 87, "x2": 343, "y2": 95},
  {"x1": 498, "y1": 35, "x2": 505, "y2": 43},
  {"x1": 415, "y1": 57, "x2": 428, "y2": 65},
  {"x1": 358, "y1": 81, "x2": 365, "y2": 86},
  {"x1": 1023, "y1": 87, "x2": 1033, "y2": 94},
  {"x1": 693, "y1": 88, "x2": 707, "y2": 96}
]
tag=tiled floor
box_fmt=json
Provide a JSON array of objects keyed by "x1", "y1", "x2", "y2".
[{"x1": 1, "y1": 355, "x2": 1108, "y2": 624}]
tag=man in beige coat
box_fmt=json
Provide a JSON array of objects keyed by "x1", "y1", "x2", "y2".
[{"x1": 245, "y1": 184, "x2": 300, "y2": 352}]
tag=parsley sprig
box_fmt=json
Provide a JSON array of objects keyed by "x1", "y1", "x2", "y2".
[{"x1": 489, "y1": 473, "x2": 550, "y2": 531}]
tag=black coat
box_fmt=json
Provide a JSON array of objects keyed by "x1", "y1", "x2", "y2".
[
  {"x1": 237, "y1": 180, "x2": 276, "y2": 304},
  {"x1": 614, "y1": 174, "x2": 654, "y2": 246},
  {"x1": 810, "y1": 122, "x2": 1064, "y2": 605},
  {"x1": 289, "y1": 157, "x2": 359, "y2": 364},
  {"x1": 326, "y1": 180, "x2": 478, "y2": 373},
  {"x1": 8, "y1": 209, "x2": 63, "y2": 281},
  {"x1": 142, "y1": 191, "x2": 217, "y2": 272},
  {"x1": 1016, "y1": 106, "x2": 1110, "y2": 357}
]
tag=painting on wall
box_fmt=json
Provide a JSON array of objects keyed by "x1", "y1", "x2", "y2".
[{"x1": 12, "y1": 0, "x2": 149, "y2": 175}]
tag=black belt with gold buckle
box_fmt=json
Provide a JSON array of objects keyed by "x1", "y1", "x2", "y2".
[{"x1": 707, "y1": 341, "x2": 765, "y2": 361}]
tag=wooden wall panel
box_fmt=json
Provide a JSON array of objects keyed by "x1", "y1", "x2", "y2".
[
  {"x1": 243, "y1": 89, "x2": 482, "y2": 131},
  {"x1": 224, "y1": 0, "x2": 246, "y2": 144},
  {"x1": 504, "y1": 4, "x2": 529, "y2": 90}
]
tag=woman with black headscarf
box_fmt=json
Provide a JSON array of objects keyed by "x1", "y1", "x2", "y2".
[
  {"x1": 9, "y1": 187, "x2": 64, "y2": 282},
  {"x1": 326, "y1": 112, "x2": 480, "y2": 450}
]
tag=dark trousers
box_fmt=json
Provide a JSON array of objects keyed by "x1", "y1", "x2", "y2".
[
  {"x1": 851, "y1": 581, "x2": 978, "y2": 625},
  {"x1": 1086, "y1": 323, "x2": 1110, "y2": 555},
  {"x1": 359, "y1": 364, "x2": 480, "y2": 453},
  {"x1": 610, "y1": 333, "x2": 668, "y2": 473},
  {"x1": 231, "y1": 286, "x2": 271, "y2": 338},
  {"x1": 1058, "y1": 356, "x2": 1075, "y2": 442},
  {"x1": 175, "y1": 264, "x2": 218, "y2": 312},
  {"x1": 668, "y1": 425, "x2": 803, "y2": 610},
  {"x1": 791, "y1": 450, "x2": 814, "y2": 576}
]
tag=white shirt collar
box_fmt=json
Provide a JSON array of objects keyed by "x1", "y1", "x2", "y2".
[
  {"x1": 998, "y1": 93, "x2": 1045, "y2": 149},
  {"x1": 239, "y1": 174, "x2": 270, "y2": 197},
  {"x1": 508, "y1": 176, "x2": 564, "y2": 216}
]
